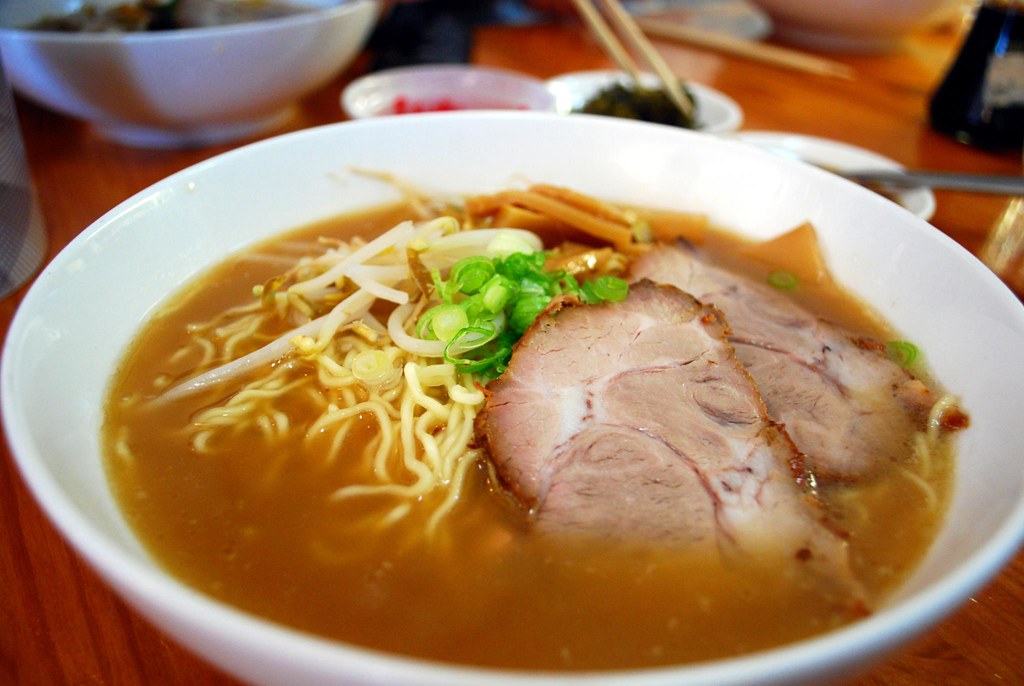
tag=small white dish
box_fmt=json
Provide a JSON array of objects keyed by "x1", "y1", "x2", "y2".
[
  {"x1": 731, "y1": 131, "x2": 937, "y2": 220},
  {"x1": 341, "y1": 65, "x2": 558, "y2": 119},
  {"x1": 544, "y1": 69, "x2": 744, "y2": 134}
]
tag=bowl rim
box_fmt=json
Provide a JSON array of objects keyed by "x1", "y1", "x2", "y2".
[
  {"x1": 0, "y1": 0, "x2": 377, "y2": 39},
  {"x1": 4, "y1": 111, "x2": 1024, "y2": 685}
]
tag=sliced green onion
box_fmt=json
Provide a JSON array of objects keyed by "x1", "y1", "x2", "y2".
[
  {"x1": 517, "y1": 274, "x2": 550, "y2": 297},
  {"x1": 428, "y1": 303, "x2": 469, "y2": 342},
  {"x1": 444, "y1": 324, "x2": 510, "y2": 375},
  {"x1": 481, "y1": 274, "x2": 515, "y2": 312},
  {"x1": 581, "y1": 276, "x2": 629, "y2": 304},
  {"x1": 413, "y1": 246, "x2": 630, "y2": 378},
  {"x1": 886, "y1": 340, "x2": 920, "y2": 368},
  {"x1": 499, "y1": 251, "x2": 547, "y2": 280},
  {"x1": 552, "y1": 271, "x2": 579, "y2": 296},
  {"x1": 430, "y1": 268, "x2": 454, "y2": 303},
  {"x1": 458, "y1": 293, "x2": 487, "y2": 322},
  {"x1": 445, "y1": 323, "x2": 498, "y2": 358},
  {"x1": 767, "y1": 270, "x2": 799, "y2": 291},
  {"x1": 415, "y1": 306, "x2": 439, "y2": 340},
  {"x1": 510, "y1": 294, "x2": 550, "y2": 333},
  {"x1": 449, "y1": 256, "x2": 495, "y2": 295},
  {"x1": 447, "y1": 345, "x2": 512, "y2": 375}
]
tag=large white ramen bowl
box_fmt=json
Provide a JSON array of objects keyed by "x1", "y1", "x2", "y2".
[
  {"x1": 0, "y1": 0, "x2": 381, "y2": 148},
  {"x1": 4, "y1": 113, "x2": 1024, "y2": 686}
]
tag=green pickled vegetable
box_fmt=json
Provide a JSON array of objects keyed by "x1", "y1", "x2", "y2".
[
  {"x1": 579, "y1": 82, "x2": 697, "y2": 129},
  {"x1": 885, "y1": 340, "x2": 920, "y2": 368}
]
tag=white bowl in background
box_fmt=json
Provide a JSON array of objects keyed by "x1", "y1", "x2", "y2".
[
  {"x1": 545, "y1": 70, "x2": 743, "y2": 134},
  {"x1": 731, "y1": 131, "x2": 937, "y2": 221},
  {"x1": 342, "y1": 64, "x2": 558, "y2": 118},
  {"x1": 4, "y1": 112, "x2": 1024, "y2": 686},
  {"x1": 0, "y1": 0, "x2": 381, "y2": 148},
  {"x1": 748, "y1": 0, "x2": 964, "y2": 52}
]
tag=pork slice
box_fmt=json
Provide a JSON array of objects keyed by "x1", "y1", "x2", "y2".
[
  {"x1": 630, "y1": 242, "x2": 948, "y2": 482},
  {"x1": 476, "y1": 281, "x2": 863, "y2": 604}
]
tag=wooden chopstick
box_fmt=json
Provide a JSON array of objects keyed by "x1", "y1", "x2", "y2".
[
  {"x1": 600, "y1": 0, "x2": 696, "y2": 119},
  {"x1": 637, "y1": 17, "x2": 855, "y2": 81},
  {"x1": 572, "y1": 0, "x2": 695, "y2": 120},
  {"x1": 569, "y1": 0, "x2": 640, "y2": 80}
]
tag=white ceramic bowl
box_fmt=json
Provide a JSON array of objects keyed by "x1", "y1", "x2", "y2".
[
  {"x1": 5, "y1": 112, "x2": 1024, "y2": 686},
  {"x1": 545, "y1": 70, "x2": 743, "y2": 134},
  {"x1": 748, "y1": 0, "x2": 963, "y2": 52},
  {"x1": 342, "y1": 64, "x2": 558, "y2": 118},
  {"x1": 0, "y1": 0, "x2": 381, "y2": 148}
]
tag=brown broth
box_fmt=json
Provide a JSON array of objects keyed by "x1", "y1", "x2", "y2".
[{"x1": 103, "y1": 200, "x2": 953, "y2": 670}]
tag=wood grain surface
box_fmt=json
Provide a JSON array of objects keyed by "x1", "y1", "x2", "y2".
[{"x1": 2, "y1": 12, "x2": 1022, "y2": 686}]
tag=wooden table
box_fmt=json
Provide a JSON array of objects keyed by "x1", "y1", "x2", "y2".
[{"x1": 2, "y1": 11, "x2": 1022, "y2": 686}]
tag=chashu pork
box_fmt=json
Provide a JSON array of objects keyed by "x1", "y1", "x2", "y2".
[
  {"x1": 476, "y1": 281, "x2": 864, "y2": 605},
  {"x1": 630, "y1": 241, "x2": 963, "y2": 482}
]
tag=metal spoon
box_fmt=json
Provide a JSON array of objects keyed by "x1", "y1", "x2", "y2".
[{"x1": 841, "y1": 169, "x2": 1024, "y2": 195}]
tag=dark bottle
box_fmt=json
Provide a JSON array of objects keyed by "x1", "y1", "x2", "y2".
[{"x1": 929, "y1": 0, "x2": 1024, "y2": 151}]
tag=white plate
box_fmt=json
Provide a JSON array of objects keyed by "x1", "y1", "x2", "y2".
[
  {"x1": 731, "y1": 131, "x2": 936, "y2": 220},
  {"x1": 544, "y1": 70, "x2": 744, "y2": 134}
]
